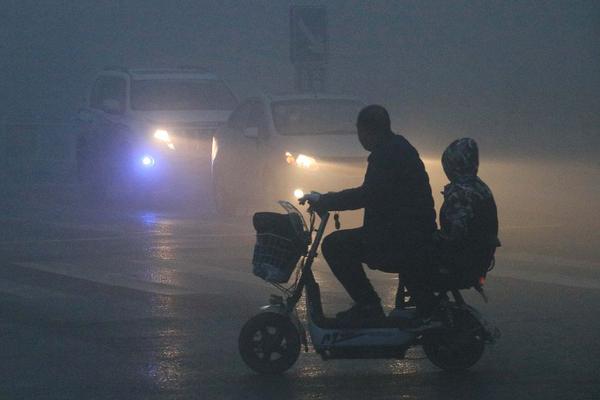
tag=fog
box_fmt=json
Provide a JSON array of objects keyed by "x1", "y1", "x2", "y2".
[
  {"x1": 313, "y1": 156, "x2": 599, "y2": 268},
  {"x1": 3, "y1": 1, "x2": 599, "y2": 155},
  {"x1": 2, "y1": 1, "x2": 599, "y2": 265},
  {"x1": 2, "y1": 4, "x2": 600, "y2": 395}
]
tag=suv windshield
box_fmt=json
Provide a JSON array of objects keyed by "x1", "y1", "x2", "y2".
[
  {"x1": 271, "y1": 99, "x2": 363, "y2": 136},
  {"x1": 131, "y1": 80, "x2": 237, "y2": 111}
]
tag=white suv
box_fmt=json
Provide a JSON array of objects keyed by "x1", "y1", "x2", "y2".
[
  {"x1": 76, "y1": 66, "x2": 237, "y2": 197},
  {"x1": 212, "y1": 93, "x2": 366, "y2": 214}
]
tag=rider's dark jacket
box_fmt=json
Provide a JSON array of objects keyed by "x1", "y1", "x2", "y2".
[
  {"x1": 318, "y1": 132, "x2": 436, "y2": 271},
  {"x1": 435, "y1": 138, "x2": 499, "y2": 284}
]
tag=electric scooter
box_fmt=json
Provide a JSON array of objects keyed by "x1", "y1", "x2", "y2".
[{"x1": 239, "y1": 201, "x2": 499, "y2": 374}]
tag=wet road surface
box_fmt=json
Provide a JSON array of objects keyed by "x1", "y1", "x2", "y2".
[{"x1": 0, "y1": 194, "x2": 599, "y2": 400}]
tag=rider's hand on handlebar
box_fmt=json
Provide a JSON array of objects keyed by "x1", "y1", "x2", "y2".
[{"x1": 298, "y1": 191, "x2": 321, "y2": 206}]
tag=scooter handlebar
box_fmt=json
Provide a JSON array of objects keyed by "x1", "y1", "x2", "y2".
[
  {"x1": 298, "y1": 201, "x2": 329, "y2": 221},
  {"x1": 298, "y1": 191, "x2": 321, "y2": 206},
  {"x1": 297, "y1": 191, "x2": 328, "y2": 217}
]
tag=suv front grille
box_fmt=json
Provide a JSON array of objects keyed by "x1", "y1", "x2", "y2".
[
  {"x1": 168, "y1": 126, "x2": 220, "y2": 155},
  {"x1": 173, "y1": 127, "x2": 215, "y2": 139}
]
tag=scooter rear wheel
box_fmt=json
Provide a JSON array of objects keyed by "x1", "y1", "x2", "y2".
[
  {"x1": 239, "y1": 312, "x2": 301, "y2": 374},
  {"x1": 423, "y1": 308, "x2": 485, "y2": 371}
]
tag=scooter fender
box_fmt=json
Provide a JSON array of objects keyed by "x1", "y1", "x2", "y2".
[
  {"x1": 463, "y1": 305, "x2": 501, "y2": 344},
  {"x1": 259, "y1": 304, "x2": 308, "y2": 350}
]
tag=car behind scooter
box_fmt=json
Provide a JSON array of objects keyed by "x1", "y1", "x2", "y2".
[{"x1": 239, "y1": 201, "x2": 500, "y2": 374}]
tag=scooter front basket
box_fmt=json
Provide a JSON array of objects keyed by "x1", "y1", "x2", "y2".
[{"x1": 252, "y1": 233, "x2": 302, "y2": 283}]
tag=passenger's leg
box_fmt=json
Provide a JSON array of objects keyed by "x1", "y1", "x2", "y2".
[
  {"x1": 396, "y1": 248, "x2": 438, "y2": 318},
  {"x1": 403, "y1": 265, "x2": 438, "y2": 318},
  {"x1": 321, "y1": 228, "x2": 381, "y2": 306},
  {"x1": 394, "y1": 274, "x2": 413, "y2": 309},
  {"x1": 404, "y1": 281, "x2": 438, "y2": 318}
]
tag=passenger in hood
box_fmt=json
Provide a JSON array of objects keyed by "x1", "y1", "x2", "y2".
[{"x1": 435, "y1": 138, "x2": 500, "y2": 288}]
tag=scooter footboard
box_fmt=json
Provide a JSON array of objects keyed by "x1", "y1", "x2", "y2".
[{"x1": 310, "y1": 325, "x2": 414, "y2": 360}]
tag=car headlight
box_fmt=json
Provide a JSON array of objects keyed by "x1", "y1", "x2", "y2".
[
  {"x1": 141, "y1": 155, "x2": 155, "y2": 167},
  {"x1": 285, "y1": 152, "x2": 295, "y2": 165},
  {"x1": 296, "y1": 154, "x2": 317, "y2": 169},
  {"x1": 153, "y1": 129, "x2": 175, "y2": 150},
  {"x1": 285, "y1": 152, "x2": 318, "y2": 170}
]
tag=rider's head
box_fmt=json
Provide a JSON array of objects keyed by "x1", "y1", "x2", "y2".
[{"x1": 356, "y1": 105, "x2": 393, "y2": 152}]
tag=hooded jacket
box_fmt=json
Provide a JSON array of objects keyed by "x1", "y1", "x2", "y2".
[
  {"x1": 436, "y1": 138, "x2": 499, "y2": 281},
  {"x1": 318, "y1": 133, "x2": 437, "y2": 270}
]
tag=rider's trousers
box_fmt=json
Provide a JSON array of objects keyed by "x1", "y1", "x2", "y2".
[
  {"x1": 322, "y1": 227, "x2": 437, "y2": 316},
  {"x1": 321, "y1": 228, "x2": 381, "y2": 305}
]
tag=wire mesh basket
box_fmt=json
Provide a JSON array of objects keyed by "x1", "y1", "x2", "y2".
[{"x1": 252, "y1": 233, "x2": 303, "y2": 283}]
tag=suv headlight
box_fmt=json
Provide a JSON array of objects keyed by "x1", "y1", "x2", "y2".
[
  {"x1": 285, "y1": 152, "x2": 318, "y2": 170},
  {"x1": 153, "y1": 129, "x2": 175, "y2": 150}
]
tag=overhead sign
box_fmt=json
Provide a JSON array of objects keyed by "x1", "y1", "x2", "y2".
[{"x1": 290, "y1": 6, "x2": 328, "y2": 64}]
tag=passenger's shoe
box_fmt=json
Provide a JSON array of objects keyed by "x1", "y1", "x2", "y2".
[
  {"x1": 388, "y1": 307, "x2": 417, "y2": 320},
  {"x1": 405, "y1": 316, "x2": 444, "y2": 332},
  {"x1": 335, "y1": 302, "x2": 385, "y2": 323},
  {"x1": 406, "y1": 301, "x2": 450, "y2": 332}
]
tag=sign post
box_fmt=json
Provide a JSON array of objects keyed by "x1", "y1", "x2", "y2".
[{"x1": 290, "y1": 5, "x2": 328, "y2": 93}]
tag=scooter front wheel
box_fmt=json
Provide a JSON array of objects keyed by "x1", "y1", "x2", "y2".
[
  {"x1": 423, "y1": 308, "x2": 485, "y2": 371},
  {"x1": 239, "y1": 312, "x2": 301, "y2": 374}
]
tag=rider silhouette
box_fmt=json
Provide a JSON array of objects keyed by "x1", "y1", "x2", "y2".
[{"x1": 301, "y1": 105, "x2": 436, "y2": 322}]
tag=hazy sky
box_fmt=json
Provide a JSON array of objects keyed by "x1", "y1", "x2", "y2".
[{"x1": 2, "y1": 1, "x2": 599, "y2": 159}]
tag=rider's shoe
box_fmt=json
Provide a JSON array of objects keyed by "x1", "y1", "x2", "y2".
[{"x1": 336, "y1": 302, "x2": 385, "y2": 323}]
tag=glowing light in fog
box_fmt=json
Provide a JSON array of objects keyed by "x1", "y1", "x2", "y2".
[
  {"x1": 142, "y1": 156, "x2": 155, "y2": 167},
  {"x1": 296, "y1": 154, "x2": 318, "y2": 170},
  {"x1": 285, "y1": 152, "x2": 295, "y2": 165},
  {"x1": 211, "y1": 136, "x2": 219, "y2": 164},
  {"x1": 285, "y1": 152, "x2": 318, "y2": 170},
  {"x1": 153, "y1": 129, "x2": 171, "y2": 142},
  {"x1": 154, "y1": 129, "x2": 175, "y2": 150},
  {"x1": 294, "y1": 189, "x2": 304, "y2": 199}
]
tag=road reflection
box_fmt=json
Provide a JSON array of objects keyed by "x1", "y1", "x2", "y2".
[
  {"x1": 137, "y1": 212, "x2": 190, "y2": 389},
  {"x1": 230, "y1": 364, "x2": 503, "y2": 400}
]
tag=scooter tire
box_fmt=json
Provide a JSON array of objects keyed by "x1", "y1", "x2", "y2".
[
  {"x1": 423, "y1": 308, "x2": 485, "y2": 371},
  {"x1": 239, "y1": 312, "x2": 301, "y2": 374}
]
